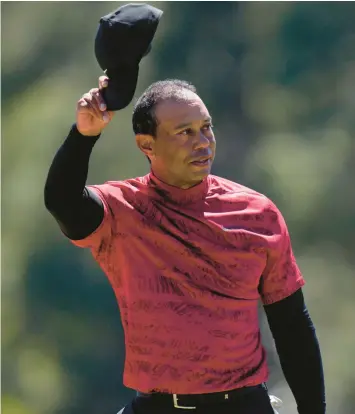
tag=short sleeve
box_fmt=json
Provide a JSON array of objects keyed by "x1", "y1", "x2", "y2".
[
  {"x1": 70, "y1": 184, "x2": 115, "y2": 251},
  {"x1": 259, "y1": 201, "x2": 305, "y2": 305}
]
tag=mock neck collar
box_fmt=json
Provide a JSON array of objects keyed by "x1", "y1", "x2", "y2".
[{"x1": 147, "y1": 171, "x2": 209, "y2": 206}]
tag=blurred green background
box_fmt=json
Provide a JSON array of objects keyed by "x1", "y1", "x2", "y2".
[{"x1": 2, "y1": 2, "x2": 355, "y2": 413}]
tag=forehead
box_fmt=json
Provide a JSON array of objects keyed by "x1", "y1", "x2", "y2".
[{"x1": 155, "y1": 92, "x2": 210, "y2": 128}]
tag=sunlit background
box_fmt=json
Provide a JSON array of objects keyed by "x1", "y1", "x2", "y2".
[{"x1": 2, "y1": 2, "x2": 355, "y2": 413}]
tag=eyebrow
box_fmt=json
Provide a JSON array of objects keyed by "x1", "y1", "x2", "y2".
[{"x1": 174, "y1": 117, "x2": 212, "y2": 131}]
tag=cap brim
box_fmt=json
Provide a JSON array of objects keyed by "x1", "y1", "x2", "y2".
[{"x1": 102, "y1": 65, "x2": 139, "y2": 111}]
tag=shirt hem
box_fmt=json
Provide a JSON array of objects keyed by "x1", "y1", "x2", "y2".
[
  {"x1": 261, "y1": 279, "x2": 305, "y2": 305},
  {"x1": 123, "y1": 374, "x2": 269, "y2": 395}
]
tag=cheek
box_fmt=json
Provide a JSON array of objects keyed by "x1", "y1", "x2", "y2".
[
  {"x1": 158, "y1": 140, "x2": 190, "y2": 162},
  {"x1": 209, "y1": 133, "x2": 216, "y2": 145},
  {"x1": 167, "y1": 148, "x2": 188, "y2": 166}
]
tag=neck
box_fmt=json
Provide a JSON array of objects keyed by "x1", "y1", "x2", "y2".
[
  {"x1": 147, "y1": 170, "x2": 209, "y2": 206},
  {"x1": 151, "y1": 169, "x2": 202, "y2": 190}
]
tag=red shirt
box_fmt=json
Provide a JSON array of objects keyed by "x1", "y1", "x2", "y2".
[{"x1": 72, "y1": 172, "x2": 304, "y2": 394}]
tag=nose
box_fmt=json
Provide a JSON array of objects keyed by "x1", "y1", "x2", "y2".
[{"x1": 193, "y1": 131, "x2": 211, "y2": 150}]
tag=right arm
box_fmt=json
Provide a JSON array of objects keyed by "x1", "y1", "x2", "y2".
[{"x1": 44, "y1": 76, "x2": 114, "y2": 240}]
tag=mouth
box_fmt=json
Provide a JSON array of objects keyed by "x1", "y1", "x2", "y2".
[{"x1": 190, "y1": 157, "x2": 211, "y2": 167}]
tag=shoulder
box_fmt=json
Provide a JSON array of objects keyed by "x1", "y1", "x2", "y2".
[
  {"x1": 88, "y1": 174, "x2": 149, "y2": 205},
  {"x1": 105, "y1": 174, "x2": 148, "y2": 192},
  {"x1": 208, "y1": 174, "x2": 261, "y2": 195},
  {"x1": 208, "y1": 174, "x2": 282, "y2": 221},
  {"x1": 208, "y1": 174, "x2": 269, "y2": 202}
]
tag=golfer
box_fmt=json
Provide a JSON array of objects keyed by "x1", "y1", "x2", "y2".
[{"x1": 44, "y1": 74, "x2": 326, "y2": 414}]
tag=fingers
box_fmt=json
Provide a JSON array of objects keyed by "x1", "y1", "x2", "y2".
[
  {"x1": 76, "y1": 75, "x2": 113, "y2": 124},
  {"x1": 78, "y1": 90, "x2": 109, "y2": 123},
  {"x1": 98, "y1": 76, "x2": 115, "y2": 120},
  {"x1": 89, "y1": 88, "x2": 107, "y2": 112},
  {"x1": 78, "y1": 93, "x2": 101, "y2": 120},
  {"x1": 99, "y1": 75, "x2": 109, "y2": 90}
]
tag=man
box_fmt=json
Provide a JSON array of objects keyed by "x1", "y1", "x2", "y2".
[{"x1": 44, "y1": 76, "x2": 326, "y2": 414}]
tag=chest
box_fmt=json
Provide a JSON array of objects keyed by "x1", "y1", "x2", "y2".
[{"x1": 110, "y1": 199, "x2": 269, "y2": 298}]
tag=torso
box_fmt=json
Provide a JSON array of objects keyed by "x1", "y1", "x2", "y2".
[{"x1": 87, "y1": 174, "x2": 279, "y2": 393}]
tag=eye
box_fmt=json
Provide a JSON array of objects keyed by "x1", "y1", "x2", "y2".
[
  {"x1": 202, "y1": 123, "x2": 213, "y2": 131},
  {"x1": 178, "y1": 128, "x2": 193, "y2": 136}
]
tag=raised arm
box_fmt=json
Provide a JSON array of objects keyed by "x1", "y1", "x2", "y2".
[{"x1": 44, "y1": 76, "x2": 114, "y2": 240}]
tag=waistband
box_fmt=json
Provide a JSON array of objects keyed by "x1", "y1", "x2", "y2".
[{"x1": 136, "y1": 383, "x2": 267, "y2": 409}]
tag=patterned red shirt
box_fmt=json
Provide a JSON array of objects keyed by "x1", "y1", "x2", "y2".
[{"x1": 71, "y1": 172, "x2": 305, "y2": 394}]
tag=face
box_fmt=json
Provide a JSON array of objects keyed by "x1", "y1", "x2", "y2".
[{"x1": 136, "y1": 91, "x2": 216, "y2": 189}]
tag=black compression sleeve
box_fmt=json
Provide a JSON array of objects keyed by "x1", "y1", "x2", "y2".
[
  {"x1": 44, "y1": 124, "x2": 104, "y2": 240},
  {"x1": 264, "y1": 289, "x2": 326, "y2": 414}
]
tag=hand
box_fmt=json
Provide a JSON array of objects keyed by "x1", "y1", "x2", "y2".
[{"x1": 76, "y1": 75, "x2": 115, "y2": 136}]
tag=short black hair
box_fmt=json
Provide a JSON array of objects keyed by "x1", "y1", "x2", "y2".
[{"x1": 132, "y1": 79, "x2": 197, "y2": 137}]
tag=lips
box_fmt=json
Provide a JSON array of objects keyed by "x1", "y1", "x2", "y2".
[{"x1": 190, "y1": 156, "x2": 211, "y2": 166}]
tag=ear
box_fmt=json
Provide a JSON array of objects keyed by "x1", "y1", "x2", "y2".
[{"x1": 135, "y1": 134, "x2": 155, "y2": 160}]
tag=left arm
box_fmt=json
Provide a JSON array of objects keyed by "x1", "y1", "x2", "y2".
[
  {"x1": 258, "y1": 199, "x2": 326, "y2": 414},
  {"x1": 264, "y1": 289, "x2": 326, "y2": 414}
]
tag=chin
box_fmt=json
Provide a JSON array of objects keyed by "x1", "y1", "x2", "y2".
[{"x1": 191, "y1": 166, "x2": 211, "y2": 180}]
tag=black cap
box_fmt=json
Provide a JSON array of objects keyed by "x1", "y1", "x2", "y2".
[{"x1": 95, "y1": 3, "x2": 163, "y2": 111}]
